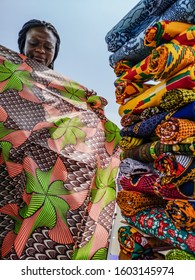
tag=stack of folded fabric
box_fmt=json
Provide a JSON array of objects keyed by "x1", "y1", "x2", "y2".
[
  {"x1": 106, "y1": 0, "x2": 195, "y2": 67},
  {"x1": 105, "y1": 0, "x2": 195, "y2": 260}
]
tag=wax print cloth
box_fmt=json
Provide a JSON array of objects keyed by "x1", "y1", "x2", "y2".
[
  {"x1": 159, "y1": 89, "x2": 195, "y2": 111},
  {"x1": 115, "y1": 43, "x2": 195, "y2": 83},
  {"x1": 106, "y1": 0, "x2": 195, "y2": 261},
  {"x1": 119, "y1": 173, "x2": 192, "y2": 200},
  {"x1": 120, "y1": 111, "x2": 167, "y2": 138},
  {"x1": 121, "y1": 137, "x2": 195, "y2": 162},
  {"x1": 115, "y1": 42, "x2": 195, "y2": 106},
  {"x1": 120, "y1": 107, "x2": 162, "y2": 127},
  {"x1": 117, "y1": 157, "x2": 194, "y2": 200},
  {"x1": 0, "y1": 45, "x2": 121, "y2": 260},
  {"x1": 119, "y1": 63, "x2": 195, "y2": 116},
  {"x1": 144, "y1": 20, "x2": 191, "y2": 47},
  {"x1": 122, "y1": 208, "x2": 195, "y2": 255},
  {"x1": 119, "y1": 136, "x2": 144, "y2": 151},
  {"x1": 116, "y1": 190, "x2": 166, "y2": 216},
  {"x1": 165, "y1": 200, "x2": 195, "y2": 230},
  {"x1": 155, "y1": 117, "x2": 195, "y2": 144},
  {"x1": 165, "y1": 249, "x2": 195, "y2": 259},
  {"x1": 105, "y1": 0, "x2": 176, "y2": 52},
  {"x1": 108, "y1": 0, "x2": 195, "y2": 68},
  {"x1": 118, "y1": 225, "x2": 170, "y2": 260}
]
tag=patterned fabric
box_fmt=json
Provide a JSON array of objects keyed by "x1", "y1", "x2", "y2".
[
  {"x1": 118, "y1": 225, "x2": 169, "y2": 260},
  {"x1": 171, "y1": 25, "x2": 195, "y2": 46},
  {"x1": 0, "y1": 45, "x2": 121, "y2": 260},
  {"x1": 116, "y1": 190, "x2": 166, "y2": 216},
  {"x1": 117, "y1": 158, "x2": 153, "y2": 177},
  {"x1": 121, "y1": 138, "x2": 195, "y2": 162},
  {"x1": 153, "y1": 153, "x2": 195, "y2": 198},
  {"x1": 155, "y1": 117, "x2": 195, "y2": 144},
  {"x1": 118, "y1": 226, "x2": 153, "y2": 259},
  {"x1": 165, "y1": 200, "x2": 195, "y2": 230},
  {"x1": 120, "y1": 111, "x2": 167, "y2": 138},
  {"x1": 120, "y1": 112, "x2": 143, "y2": 127},
  {"x1": 115, "y1": 43, "x2": 195, "y2": 84},
  {"x1": 116, "y1": 157, "x2": 153, "y2": 190},
  {"x1": 117, "y1": 155, "x2": 194, "y2": 200},
  {"x1": 160, "y1": 88, "x2": 195, "y2": 111},
  {"x1": 144, "y1": 20, "x2": 192, "y2": 47},
  {"x1": 122, "y1": 208, "x2": 195, "y2": 255},
  {"x1": 154, "y1": 153, "x2": 194, "y2": 181},
  {"x1": 115, "y1": 81, "x2": 150, "y2": 105},
  {"x1": 120, "y1": 107, "x2": 162, "y2": 127},
  {"x1": 165, "y1": 249, "x2": 195, "y2": 260},
  {"x1": 119, "y1": 63, "x2": 195, "y2": 116},
  {"x1": 119, "y1": 174, "x2": 192, "y2": 200},
  {"x1": 108, "y1": 0, "x2": 195, "y2": 68},
  {"x1": 105, "y1": 0, "x2": 176, "y2": 52},
  {"x1": 119, "y1": 136, "x2": 144, "y2": 151}
]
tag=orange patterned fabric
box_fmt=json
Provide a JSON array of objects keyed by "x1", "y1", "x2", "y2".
[
  {"x1": 116, "y1": 190, "x2": 166, "y2": 216},
  {"x1": 165, "y1": 200, "x2": 195, "y2": 231},
  {"x1": 155, "y1": 117, "x2": 195, "y2": 144}
]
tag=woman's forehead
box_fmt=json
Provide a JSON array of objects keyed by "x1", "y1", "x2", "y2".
[{"x1": 26, "y1": 26, "x2": 57, "y2": 43}]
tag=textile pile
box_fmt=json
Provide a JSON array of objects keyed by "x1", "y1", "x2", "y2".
[
  {"x1": 105, "y1": 0, "x2": 195, "y2": 260},
  {"x1": 0, "y1": 45, "x2": 121, "y2": 260}
]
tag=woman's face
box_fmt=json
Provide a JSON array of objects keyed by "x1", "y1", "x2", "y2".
[{"x1": 23, "y1": 26, "x2": 57, "y2": 67}]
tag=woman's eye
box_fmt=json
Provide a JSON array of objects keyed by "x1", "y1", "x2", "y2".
[
  {"x1": 45, "y1": 45, "x2": 54, "y2": 50},
  {"x1": 29, "y1": 41, "x2": 38, "y2": 46}
]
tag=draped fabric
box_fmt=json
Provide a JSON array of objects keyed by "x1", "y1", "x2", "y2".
[
  {"x1": 0, "y1": 45, "x2": 121, "y2": 260},
  {"x1": 105, "y1": 0, "x2": 195, "y2": 260}
]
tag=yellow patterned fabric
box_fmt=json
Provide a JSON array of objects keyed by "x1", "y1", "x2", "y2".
[
  {"x1": 171, "y1": 25, "x2": 195, "y2": 46},
  {"x1": 119, "y1": 136, "x2": 144, "y2": 151},
  {"x1": 115, "y1": 43, "x2": 195, "y2": 84},
  {"x1": 115, "y1": 81, "x2": 150, "y2": 105},
  {"x1": 148, "y1": 44, "x2": 195, "y2": 80},
  {"x1": 119, "y1": 63, "x2": 195, "y2": 116},
  {"x1": 155, "y1": 117, "x2": 195, "y2": 144},
  {"x1": 144, "y1": 20, "x2": 191, "y2": 47},
  {"x1": 159, "y1": 88, "x2": 195, "y2": 110},
  {"x1": 114, "y1": 60, "x2": 134, "y2": 77}
]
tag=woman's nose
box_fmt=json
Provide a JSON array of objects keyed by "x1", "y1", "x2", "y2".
[{"x1": 35, "y1": 45, "x2": 45, "y2": 53}]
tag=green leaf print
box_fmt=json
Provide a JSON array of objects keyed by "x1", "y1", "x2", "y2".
[
  {"x1": 104, "y1": 120, "x2": 121, "y2": 148},
  {"x1": 0, "y1": 60, "x2": 33, "y2": 92},
  {"x1": 49, "y1": 117, "x2": 86, "y2": 147}
]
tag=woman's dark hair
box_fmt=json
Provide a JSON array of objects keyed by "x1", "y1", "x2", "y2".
[{"x1": 18, "y1": 19, "x2": 61, "y2": 69}]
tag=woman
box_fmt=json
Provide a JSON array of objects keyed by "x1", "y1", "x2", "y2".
[{"x1": 18, "y1": 19, "x2": 61, "y2": 69}]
